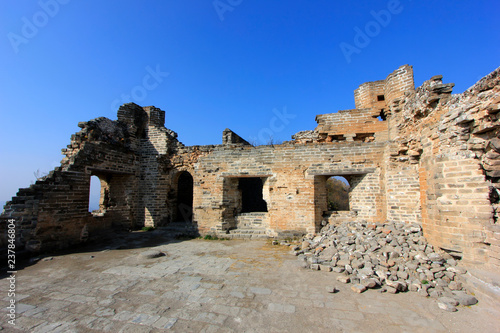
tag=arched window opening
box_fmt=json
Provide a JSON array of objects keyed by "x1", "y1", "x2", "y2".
[
  {"x1": 89, "y1": 175, "x2": 101, "y2": 214},
  {"x1": 326, "y1": 176, "x2": 350, "y2": 211}
]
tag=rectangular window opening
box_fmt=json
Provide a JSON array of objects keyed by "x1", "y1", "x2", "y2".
[
  {"x1": 353, "y1": 133, "x2": 375, "y2": 142},
  {"x1": 238, "y1": 177, "x2": 268, "y2": 213},
  {"x1": 330, "y1": 134, "x2": 346, "y2": 142}
]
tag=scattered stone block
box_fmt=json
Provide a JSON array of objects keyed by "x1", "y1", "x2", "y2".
[
  {"x1": 386, "y1": 286, "x2": 398, "y2": 294},
  {"x1": 325, "y1": 286, "x2": 339, "y2": 293},
  {"x1": 418, "y1": 288, "x2": 429, "y2": 297},
  {"x1": 332, "y1": 267, "x2": 345, "y2": 273},
  {"x1": 452, "y1": 291, "x2": 478, "y2": 306},
  {"x1": 337, "y1": 276, "x2": 351, "y2": 284},
  {"x1": 319, "y1": 264, "x2": 332, "y2": 272},
  {"x1": 351, "y1": 284, "x2": 367, "y2": 293},
  {"x1": 438, "y1": 301, "x2": 457, "y2": 312},
  {"x1": 361, "y1": 278, "x2": 377, "y2": 289},
  {"x1": 448, "y1": 281, "x2": 462, "y2": 291}
]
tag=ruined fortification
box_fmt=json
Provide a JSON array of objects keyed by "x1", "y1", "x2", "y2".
[{"x1": 2, "y1": 65, "x2": 499, "y2": 282}]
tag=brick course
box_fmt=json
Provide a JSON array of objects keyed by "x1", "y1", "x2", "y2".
[{"x1": 1, "y1": 65, "x2": 499, "y2": 277}]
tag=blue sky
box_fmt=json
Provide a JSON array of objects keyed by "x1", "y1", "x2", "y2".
[{"x1": 1, "y1": 0, "x2": 499, "y2": 205}]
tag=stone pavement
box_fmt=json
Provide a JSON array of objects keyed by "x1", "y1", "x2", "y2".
[{"x1": 1, "y1": 232, "x2": 499, "y2": 332}]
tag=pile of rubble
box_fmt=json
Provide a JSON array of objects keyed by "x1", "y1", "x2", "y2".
[{"x1": 293, "y1": 221, "x2": 478, "y2": 312}]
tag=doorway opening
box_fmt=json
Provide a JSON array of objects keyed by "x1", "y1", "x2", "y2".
[{"x1": 176, "y1": 171, "x2": 193, "y2": 222}]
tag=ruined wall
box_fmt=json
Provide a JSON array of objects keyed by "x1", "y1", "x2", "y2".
[
  {"x1": 0, "y1": 103, "x2": 171, "y2": 252},
  {"x1": 164, "y1": 142, "x2": 386, "y2": 236},
  {"x1": 314, "y1": 109, "x2": 388, "y2": 142},
  {"x1": 388, "y1": 68, "x2": 500, "y2": 269},
  {"x1": 354, "y1": 79, "x2": 386, "y2": 111},
  {"x1": 1, "y1": 65, "x2": 498, "y2": 276},
  {"x1": 384, "y1": 65, "x2": 415, "y2": 107},
  {"x1": 136, "y1": 106, "x2": 178, "y2": 227}
]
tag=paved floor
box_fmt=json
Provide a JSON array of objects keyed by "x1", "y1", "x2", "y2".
[{"x1": 1, "y1": 231, "x2": 500, "y2": 332}]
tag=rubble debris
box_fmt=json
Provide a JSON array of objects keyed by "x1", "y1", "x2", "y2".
[{"x1": 294, "y1": 221, "x2": 478, "y2": 311}]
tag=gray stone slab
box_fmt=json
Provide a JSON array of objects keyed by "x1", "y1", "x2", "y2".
[
  {"x1": 268, "y1": 303, "x2": 296, "y2": 313},
  {"x1": 249, "y1": 287, "x2": 272, "y2": 295},
  {"x1": 4, "y1": 238, "x2": 499, "y2": 333},
  {"x1": 16, "y1": 303, "x2": 36, "y2": 314},
  {"x1": 152, "y1": 317, "x2": 178, "y2": 329}
]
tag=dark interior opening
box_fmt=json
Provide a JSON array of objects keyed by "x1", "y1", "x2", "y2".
[
  {"x1": 377, "y1": 95, "x2": 385, "y2": 101},
  {"x1": 354, "y1": 133, "x2": 375, "y2": 142},
  {"x1": 379, "y1": 109, "x2": 387, "y2": 121},
  {"x1": 330, "y1": 134, "x2": 346, "y2": 141},
  {"x1": 239, "y1": 177, "x2": 268, "y2": 213},
  {"x1": 176, "y1": 171, "x2": 193, "y2": 222}
]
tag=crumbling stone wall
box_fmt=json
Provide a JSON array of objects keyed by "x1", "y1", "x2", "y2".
[
  {"x1": 1, "y1": 65, "x2": 498, "y2": 277},
  {"x1": 387, "y1": 68, "x2": 500, "y2": 269},
  {"x1": 171, "y1": 142, "x2": 386, "y2": 236},
  {"x1": 0, "y1": 103, "x2": 181, "y2": 252},
  {"x1": 314, "y1": 109, "x2": 388, "y2": 143}
]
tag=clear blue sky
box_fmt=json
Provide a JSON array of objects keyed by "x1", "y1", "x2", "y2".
[{"x1": 1, "y1": 0, "x2": 499, "y2": 204}]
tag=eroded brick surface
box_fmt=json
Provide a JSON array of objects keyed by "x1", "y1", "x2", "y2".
[{"x1": 1, "y1": 64, "x2": 499, "y2": 277}]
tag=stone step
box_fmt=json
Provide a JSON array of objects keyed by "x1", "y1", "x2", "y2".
[
  {"x1": 162, "y1": 226, "x2": 198, "y2": 231},
  {"x1": 229, "y1": 228, "x2": 267, "y2": 234},
  {"x1": 225, "y1": 233, "x2": 269, "y2": 239},
  {"x1": 157, "y1": 223, "x2": 199, "y2": 237},
  {"x1": 226, "y1": 228, "x2": 269, "y2": 239}
]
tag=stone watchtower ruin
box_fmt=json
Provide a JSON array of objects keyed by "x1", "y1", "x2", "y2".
[{"x1": 2, "y1": 65, "x2": 499, "y2": 288}]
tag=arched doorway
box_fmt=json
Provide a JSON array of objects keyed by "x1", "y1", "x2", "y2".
[{"x1": 176, "y1": 171, "x2": 193, "y2": 222}]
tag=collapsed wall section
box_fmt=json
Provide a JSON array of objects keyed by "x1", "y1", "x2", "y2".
[
  {"x1": 314, "y1": 109, "x2": 389, "y2": 143},
  {"x1": 0, "y1": 103, "x2": 181, "y2": 252},
  {"x1": 388, "y1": 67, "x2": 500, "y2": 269}
]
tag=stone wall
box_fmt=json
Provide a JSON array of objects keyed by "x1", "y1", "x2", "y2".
[
  {"x1": 387, "y1": 68, "x2": 500, "y2": 270},
  {"x1": 1, "y1": 64, "x2": 499, "y2": 279},
  {"x1": 354, "y1": 79, "x2": 386, "y2": 112},
  {"x1": 171, "y1": 142, "x2": 386, "y2": 236},
  {"x1": 0, "y1": 103, "x2": 175, "y2": 251},
  {"x1": 314, "y1": 109, "x2": 388, "y2": 142}
]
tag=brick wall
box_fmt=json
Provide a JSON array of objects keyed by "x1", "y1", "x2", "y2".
[
  {"x1": 384, "y1": 64, "x2": 415, "y2": 107},
  {"x1": 354, "y1": 79, "x2": 386, "y2": 111},
  {"x1": 314, "y1": 109, "x2": 388, "y2": 142},
  {"x1": 1, "y1": 65, "x2": 499, "y2": 278},
  {"x1": 389, "y1": 67, "x2": 500, "y2": 269},
  {"x1": 167, "y1": 142, "x2": 387, "y2": 236}
]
